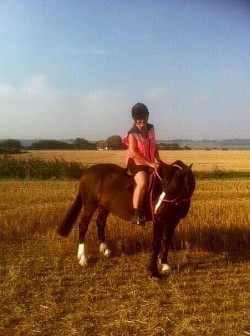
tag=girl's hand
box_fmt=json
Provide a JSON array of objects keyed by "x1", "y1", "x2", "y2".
[{"x1": 148, "y1": 161, "x2": 160, "y2": 170}]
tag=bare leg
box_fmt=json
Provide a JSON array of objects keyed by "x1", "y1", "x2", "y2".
[
  {"x1": 133, "y1": 171, "x2": 148, "y2": 209},
  {"x1": 132, "y1": 171, "x2": 148, "y2": 226}
]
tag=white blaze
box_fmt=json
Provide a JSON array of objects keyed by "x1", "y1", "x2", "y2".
[{"x1": 154, "y1": 191, "x2": 166, "y2": 214}]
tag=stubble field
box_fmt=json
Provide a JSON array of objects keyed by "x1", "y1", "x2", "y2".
[
  {"x1": 12, "y1": 149, "x2": 250, "y2": 172},
  {"x1": 1, "y1": 150, "x2": 250, "y2": 336}
]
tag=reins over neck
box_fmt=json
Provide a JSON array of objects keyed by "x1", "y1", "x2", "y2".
[
  {"x1": 172, "y1": 163, "x2": 184, "y2": 170},
  {"x1": 152, "y1": 162, "x2": 183, "y2": 182},
  {"x1": 154, "y1": 163, "x2": 192, "y2": 215}
]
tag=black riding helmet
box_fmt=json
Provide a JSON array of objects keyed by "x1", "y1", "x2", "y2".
[{"x1": 131, "y1": 103, "x2": 149, "y2": 120}]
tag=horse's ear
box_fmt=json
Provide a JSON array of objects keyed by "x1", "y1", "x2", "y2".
[{"x1": 189, "y1": 164, "x2": 193, "y2": 170}]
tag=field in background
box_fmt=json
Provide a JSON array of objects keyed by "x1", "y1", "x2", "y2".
[
  {"x1": 13, "y1": 149, "x2": 250, "y2": 172},
  {"x1": 1, "y1": 150, "x2": 250, "y2": 335}
]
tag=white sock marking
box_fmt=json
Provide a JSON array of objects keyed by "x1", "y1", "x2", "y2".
[
  {"x1": 78, "y1": 243, "x2": 87, "y2": 266},
  {"x1": 99, "y1": 242, "x2": 111, "y2": 257},
  {"x1": 162, "y1": 263, "x2": 171, "y2": 273}
]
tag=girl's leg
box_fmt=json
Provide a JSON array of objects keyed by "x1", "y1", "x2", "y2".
[{"x1": 132, "y1": 171, "x2": 148, "y2": 225}]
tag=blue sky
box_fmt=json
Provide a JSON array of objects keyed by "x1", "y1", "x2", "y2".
[{"x1": 0, "y1": 0, "x2": 249, "y2": 140}]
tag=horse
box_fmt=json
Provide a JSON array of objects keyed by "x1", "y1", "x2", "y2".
[{"x1": 57, "y1": 160, "x2": 195, "y2": 278}]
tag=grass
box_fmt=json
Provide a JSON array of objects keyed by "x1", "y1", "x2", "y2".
[
  {"x1": 0, "y1": 155, "x2": 86, "y2": 179},
  {"x1": 1, "y1": 150, "x2": 250, "y2": 335},
  {"x1": 9, "y1": 149, "x2": 250, "y2": 172},
  {"x1": 1, "y1": 153, "x2": 250, "y2": 180},
  {"x1": 2, "y1": 236, "x2": 250, "y2": 336},
  {"x1": 1, "y1": 176, "x2": 250, "y2": 335}
]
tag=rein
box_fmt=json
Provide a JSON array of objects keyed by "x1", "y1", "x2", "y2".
[{"x1": 153, "y1": 164, "x2": 191, "y2": 215}]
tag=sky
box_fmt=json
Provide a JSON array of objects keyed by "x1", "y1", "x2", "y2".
[{"x1": 0, "y1": 0, "x2": 249, "y2": 141}]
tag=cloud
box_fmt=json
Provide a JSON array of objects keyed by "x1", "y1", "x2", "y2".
[
  {"x1": 81, "y1": 48, "x2": 108, "y2": 56},
  {"x1": 144, "y1": 87, "x2": 168, "y2": 99},
  {"x1": 0, "y1": 74, "x2": 56, "y2": 103},
  {"x1": 20, "y1": 74, "x2": 51, "y2": 97},
  {"x1": 0, "y1": 75, "x2": 130, "y2": 139},
  {"x1": 0, "y1": 78, "x2": 216, "y2": 140},
  {"x1": 190, "y1": 93, "x2": 208, "y2": 106},
  {"x1": 1, "y1": 75, "x2": 249, "y2": 140},
  {"x1": 0, "y1": 84, "x2": 15, "y2": 96},
  {"x1": 62, "y1": 46, "x2": 108, "y2": 56}
]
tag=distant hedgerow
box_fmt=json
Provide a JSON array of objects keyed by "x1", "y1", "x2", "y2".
[
  {"x1": 195, "y1": 169, "x2": 250, "y2": 180},
  {"x1": 0, "y1": 155, "x2": 87, "y2": 179},
  {"x1": 0, "y1": 155, "x2": 249, "y2": 180}
]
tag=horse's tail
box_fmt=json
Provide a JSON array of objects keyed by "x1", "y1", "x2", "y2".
[{"x1": 57, "y1": 191, "x2": 82, "y2": 237}]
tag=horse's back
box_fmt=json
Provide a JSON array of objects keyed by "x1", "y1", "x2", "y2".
[
  {"x1": 79, "y1": 163, "x2": 133, "y2": 219},
  {"x1": 85, "y1": 163, "x2": 126, "y2": 176},
  {"x1": 80, "y1": 163, "x2": 132, "y2": 194}
]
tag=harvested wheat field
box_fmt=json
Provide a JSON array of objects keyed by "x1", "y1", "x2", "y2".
[
  {"x1": 14, "y1": 149, "x2": 250, "y2": 172},
  {"x1": 1, "y1": 150, "x2": 250, "y2": 336}
]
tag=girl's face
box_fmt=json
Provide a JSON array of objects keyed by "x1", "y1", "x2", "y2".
[{"x1": 135, "y1": 116, "x2": 148, "y2": 131}]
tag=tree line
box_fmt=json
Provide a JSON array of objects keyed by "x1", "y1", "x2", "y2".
[
  {"x1": 0, "y1": 136, "x2": 125, "y2": 152},
  {"x1": 0, "y1": 136, "x2": 191, "y2": 153}
]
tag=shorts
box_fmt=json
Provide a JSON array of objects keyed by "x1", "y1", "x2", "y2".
[{"x1": 127, "y1": 158, "x2": 150, "y2": 176}]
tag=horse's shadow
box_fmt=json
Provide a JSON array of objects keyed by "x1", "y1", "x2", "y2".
[
  {"x1": 75, "y1": 218, "x2": 250, "y2": 276},
  {"x1": 173, "y1": 225, "x2": 250, "y2": 264},
  {"x1": 104, "y1": 221, "x2": 250, "y2": 263}
]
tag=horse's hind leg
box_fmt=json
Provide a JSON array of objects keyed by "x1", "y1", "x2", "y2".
[
  {"x1": 78, "y1": 202, "x2": 97, "y2": 266},
  {"x1": 97, "y1": 204, "x2": 111, "y2": 257}
]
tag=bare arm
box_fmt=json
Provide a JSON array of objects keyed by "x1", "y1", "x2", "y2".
[
  {"x1": 128, "y1": 134, "x2": 159, "y2": 169},
  {"x1": 154, "y1": 146, "x2": 161, "y2": 163}
]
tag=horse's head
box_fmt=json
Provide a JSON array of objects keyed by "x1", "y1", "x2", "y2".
[
  {"x1": 163, "y1": 160, "x2": 195, "y2": 199},
  {"x1": 154, "y1": 160, "x2": 195, "y2": 215}
]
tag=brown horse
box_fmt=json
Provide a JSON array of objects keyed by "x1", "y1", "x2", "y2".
[{"x1": 57, "y1": 160, "x2": 195, "y2": 278}]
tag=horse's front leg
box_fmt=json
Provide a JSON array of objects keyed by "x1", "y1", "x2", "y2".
[
  {"x1": 96, "y1": 204, "x2": 111, "y2": 257},
  {"x1": 149, "y1": 216, "x2": 165, "y2": 278},
  {"x1": 160, "y1": 218, "x2": 179, "y2": 273},
  {"x1": 78, "y1": 203, "x2": 96, "y2": 266}
]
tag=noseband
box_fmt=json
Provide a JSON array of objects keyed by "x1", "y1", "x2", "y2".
[{"x1": 154, "y1": 164, "x2": 191, "y2": 214}]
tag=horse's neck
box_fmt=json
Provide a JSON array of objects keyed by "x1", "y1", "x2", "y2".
[{"x1": 160, "y1": 163, "x2": 173, "y2": 181}]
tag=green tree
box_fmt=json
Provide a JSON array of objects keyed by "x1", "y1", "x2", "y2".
[
  {"x1": 1, "y1": 139, "x2": 21, "y2": 149},
  {"x1": 30, "y1": 140, "x2": 72, "y2": 149},
  {"x1": 72, "y1": 138, "x2": 95, "y2": 149},
  {"x1": 106, "y1": 135, "x2": 124, "y2": 150}
]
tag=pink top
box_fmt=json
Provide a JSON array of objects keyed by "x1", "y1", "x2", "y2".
[{"x1": 123, "y1": 123, "x2": 157, "y2": 165}]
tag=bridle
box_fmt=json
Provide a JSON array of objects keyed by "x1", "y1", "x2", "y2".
[{"x1": 153, "y1": 164, "x2": 192, "y2": 214}]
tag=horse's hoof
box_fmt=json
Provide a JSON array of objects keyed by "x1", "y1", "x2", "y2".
[
  {"x1": 161, "y1": 263, "x2": 171, "y2": 273},
  {"x1": 149, "y1": 267, "x2": 162, "y2": 279},
  {"x1": 78, "y1": 256, "x2": 88, "y2": 267},
  {"x1": 99, "y1": 243, "x2": 112, "y2": 258},
  {"x1": 104, "y1": 249, "x2": 111, "y2": 257},
  {"x1": 150, "y1": 272, "x2": 163, "y2": 280}
]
